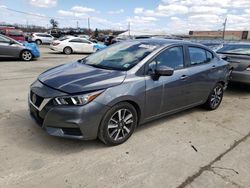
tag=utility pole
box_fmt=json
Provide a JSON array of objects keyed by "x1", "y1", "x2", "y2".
[
  {"x1": 222, "y1": 17, "x2": 227, "y2": 40},
  {"x1": 88, "y1": 17, "x2": 91, "y2": 36},
  {"x1": 128, "y1": 21, "x2": 130, "y2": 38},
  {"x1": 76, "y1": 21, "x2": 79, "y2": 29}
]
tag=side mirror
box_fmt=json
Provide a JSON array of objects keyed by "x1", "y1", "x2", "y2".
[
  {"x1": 155, "y1": 66, "x2": 174, "y2": 76},
  {"x1": 9, "y1": 40, "x2": 15, "y2": 45}
]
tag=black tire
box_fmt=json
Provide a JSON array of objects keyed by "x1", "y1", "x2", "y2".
[
  {"x1": 35, "y1": 39, "x2": 42, "y2": 45},
  {"x1": 204, "y1": 83, "x2": 224, "y2": 110},
  {"x1": 98, "y1": 102, "x2": 138, "y2": 146},
  {"x1": 63, "y1": 47, "x2": 72, "y2": 55},
  {"x1": 20, "y1": 50, "x2": 32, "y2": 61}
]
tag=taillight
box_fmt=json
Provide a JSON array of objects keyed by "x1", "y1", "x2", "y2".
[
  {"x1": 52, "y1": 42, "x2": 60, "y2": 46},
  {"x1": 246, "y1": 65, "x2": 250, "y2": 71}
]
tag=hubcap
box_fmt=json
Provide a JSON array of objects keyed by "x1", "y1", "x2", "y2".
[
  {"x1": 22, "y1": 51, "x2": 32, "y2": 61},
  {"x1": 108, "y1": 109, "x2": 134, "y2": 141},
  {"x1": 210, "y1": 86, "x2": 223, "y2": 108}
]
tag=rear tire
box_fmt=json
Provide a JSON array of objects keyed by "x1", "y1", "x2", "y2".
[
  {"x1": 98, "y1": 102, "x2": 138, "y2": 146},
  {"x1": 203, "y1": 83, "x2": 224, "y2": 110},
  {"x1": 63, "y1": 47, "x2": 72, "y2": 55},
  {"x1": 35, "y1": 39, "x2": 42, "y2": 45},
  {"x1": 20, "y1": 50, "x2": 32, "y2": 61}
]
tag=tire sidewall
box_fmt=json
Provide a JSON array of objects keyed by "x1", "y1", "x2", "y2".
[
  {"x1": 21, "y1": 50, "x2": 32, "y2": 61},
  {"x1": 99, "y1": 102, "x2": 138, "y2": 146},
  {"x1": 64, "y1": 47, "x2": 72, "y2": 55},
  {"x1": 36, "y1": 40, "x2": 42, "y2": 45}
]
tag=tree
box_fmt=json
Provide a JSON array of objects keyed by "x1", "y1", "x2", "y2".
[
  {"x1": 94, "y1": 28, "x2": 99, "y2": 38},
  {"x1": 50, "y1": 19, "x2": 58, "y2": 28}
]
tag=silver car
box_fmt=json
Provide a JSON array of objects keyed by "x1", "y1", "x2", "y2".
[
  {"x1": 217, "y1": 43, "x2": 250, "y2": 85},
  {"x1": 31, "y1": 33, "x2": 54, "y2": 45},
  {"x1": 0, "y1": 34, "x2": 40, "y2": 61},
  {"x1": 29, "y1": 39, "x2": 230, "y2": 145}
]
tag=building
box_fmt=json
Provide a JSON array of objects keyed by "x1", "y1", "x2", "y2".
[{"x1": 189, "y1": 31, "x2": 250, "y2": 40}]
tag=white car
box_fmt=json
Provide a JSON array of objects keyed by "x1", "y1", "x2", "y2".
[
  {"x1": 31, "y1": 33, "x2": 54, "y2": 45},
  {"x1": 50, "y1": 37, "x2": 97, "y2": 54}
]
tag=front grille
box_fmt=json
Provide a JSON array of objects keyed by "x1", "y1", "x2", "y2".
[
  {"x1": 61, "y1": 128, "x2": 83, "y2": 136},
  {"x1": 30, "y1": 91, "x2": 44, "y2": 108}
]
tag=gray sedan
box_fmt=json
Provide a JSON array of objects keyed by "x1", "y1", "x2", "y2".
[
  {"x1": 0, "y1": 34, "x2": 40, "y2": 61},
  {"x1": 217, "y1": 43, "x2": 250, "y2": 84},
  {"x1": 29, "y1": 39, "x2": 230, "y2": 145}
]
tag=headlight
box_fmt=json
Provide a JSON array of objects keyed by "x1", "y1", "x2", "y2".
[{"x1": 54, "y1": 90, "x2": 104, "y2": 106}]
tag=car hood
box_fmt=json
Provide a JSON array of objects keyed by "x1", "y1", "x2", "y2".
[{"x1": 38, "y1": 62, "x2": 126, "y2": 94}]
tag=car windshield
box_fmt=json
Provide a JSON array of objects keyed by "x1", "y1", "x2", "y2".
[
  {"x1": 217, "y1": 44, "x2": 250, "y2": 55},
  {"x1": 83, "y1": 41, "x2": 158, "y2": 71}
]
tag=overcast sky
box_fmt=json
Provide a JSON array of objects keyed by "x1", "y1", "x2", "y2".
[{"x1": 0, "y1": 0, "x2": 250, "y2": 34}]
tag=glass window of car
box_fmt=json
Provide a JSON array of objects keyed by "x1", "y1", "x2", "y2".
[
  {"x1": 69, "y1": 38, "x2": 90, "y2": 43},
  {"x1": 148, "y1": 46, "x2": 184, "y2": 72},
  {"x1": 8, "y1": 30, "x2": 23, "y2": 36},
  {"x1": 189, "y1": 47, "x2": 211, "y2": 65},
  {"x1": 206, "y1": 50, "x2": 213, "y2": 61},
  {"x1": 0, "y1": 35, "x2": 10, "y2": 43},
  {"x1": 83, "y1": 41, "x2": 158, "y2": 71},
  {"x1": 217, "y1": 44, "x2": 250, "y2": 55}
]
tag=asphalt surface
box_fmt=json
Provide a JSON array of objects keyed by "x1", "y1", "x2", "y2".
[{"x1": 0, "y1": 46, "x2": 250, "y2": 188}]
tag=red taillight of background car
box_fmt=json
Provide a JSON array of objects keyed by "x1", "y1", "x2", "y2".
[
  {"x1": 246, "y1": 65, "x2": 250, "y2": 71},
  {"x1": 52, "y1": 42, "x2": 60, "y2": 46}
]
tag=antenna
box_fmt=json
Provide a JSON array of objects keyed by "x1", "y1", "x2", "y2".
[{"x1": 222, "y1": 17, "x2": 227, "y2": 40}]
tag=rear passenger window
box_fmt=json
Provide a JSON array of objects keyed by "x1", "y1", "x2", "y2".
[{"x1": 188, "y1": 47, "x2": 207, "y2": 65}]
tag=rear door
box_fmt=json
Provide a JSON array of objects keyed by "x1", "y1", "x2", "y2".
[{"x1": 185, "y1": 45, "x2": 219, "y2": 104}]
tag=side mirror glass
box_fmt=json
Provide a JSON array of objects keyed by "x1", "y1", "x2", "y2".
[
  {"x1": 9, "y1": 40, "x2": 15, "y2": 45},
  {"x1": 155, "y1": 66, "x2": 174, "y2": 76},
  {"x1": 218, "y1": 54, "x2": 228, "y2": 61}
]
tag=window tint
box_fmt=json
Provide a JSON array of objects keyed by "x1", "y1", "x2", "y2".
[
  {"x1": 69, "y1": 38, "x2": 89, "y2": 43},
  {"x1": 153, "y1": 46, "x2": 184, "y2": 70},
  {"x1": 206, "y1": 51, "x2": 213, "y2": 61},
  {"x1": 217, "y1": 44, "x2": 250, "y2": 55},
  {"x1": 189, "y1": 47, "x2": 208, "y2": 65},
  {"x1": 0, "y1": 36, "x2": 10, "y2": 43}
]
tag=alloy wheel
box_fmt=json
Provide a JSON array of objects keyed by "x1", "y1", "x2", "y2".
[
  {"x1": 210, "y1": 86, "x2": 223, "y2": 109},
  {"x1": 107, "y1": 109, "x2": 134, "y2": 141},
  {"x1": 22, "y1": 51, "x2": 32, "y2": 61}
]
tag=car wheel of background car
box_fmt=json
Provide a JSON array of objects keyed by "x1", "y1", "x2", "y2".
[
  {"x1": 204, "y1": 83, "x2": 224, "y2": 110},
  {"x1": 20, "y1": 50, "x2": 32, "y2": 61},
  {"x1": 35, "y1": 39, "x2": 42, "y2": 45},
  {"x1": 98, "y1": 102, "x2": 138, "y2": 146},
  {"x1": 63, "y1": 47, "x2": 72, "y2": 55}
]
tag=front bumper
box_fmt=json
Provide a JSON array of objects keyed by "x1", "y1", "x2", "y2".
[
  {"x1": 231, "y1": 70, "x2": 250, "y2": 84},
  {"x1": 29, "y1": 81, "x2": 109, "y2": 140}
]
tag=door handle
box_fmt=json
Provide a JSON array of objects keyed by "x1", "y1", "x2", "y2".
[
  {"x1": 180, "y1": 75, "x2": 189, "y2": 80},
  {"x1": 212, "y1": 65, "x2": 216, "y2": 69}
]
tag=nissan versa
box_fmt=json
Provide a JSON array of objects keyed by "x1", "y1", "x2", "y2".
[{"x1": 29, "y1": 39, "x2": 230, "y2": 145}]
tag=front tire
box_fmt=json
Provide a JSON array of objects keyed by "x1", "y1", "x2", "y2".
[
  {"x1": 20, "y1": 50, "x2": 32, "y2": 61},
  {"x1": 63, "y1": 47, "x2": 72, "y2": 55},
  {"x1": 98, "y1": 102, "x2": 138, "y2": 146},
  {"x1": 204, "y1": 83, "x2": 224, "y2": 110}
]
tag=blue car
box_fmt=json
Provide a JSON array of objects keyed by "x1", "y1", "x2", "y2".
[
  {"x1": 0, "y1": 34, "x2": 40, "y2": 61},
  {"x1": 93, "y1": 43, "x2": 106, "y2": 51}
]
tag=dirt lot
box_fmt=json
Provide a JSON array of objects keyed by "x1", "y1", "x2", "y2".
[{"x1": 0, "y1": 46, "x2": 250, "y2": 188}]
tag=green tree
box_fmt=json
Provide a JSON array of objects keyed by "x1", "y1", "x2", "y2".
[
  {"x1": 94, "y1": 28, "x2": 99, "y2": 38},
  {"x1": 50, "y1": 19, "x2": 58, "y2": 28}
]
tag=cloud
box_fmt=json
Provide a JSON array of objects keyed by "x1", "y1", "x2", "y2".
[
  {"x1": 29, "y1": 0, "x2": 57, "y2": 8},
  {"x1": 189, "y1": 6, "x2": 227, "y2": 15},
  {"x1": 134, "y1": 8, "x2": 144, "y2": 14},
  {"x1": 108, "y1": 9, "x2": 124, "y2": 14},
  {"x1": 71, "y1": 6, "x2": 95, "y2": 13}
]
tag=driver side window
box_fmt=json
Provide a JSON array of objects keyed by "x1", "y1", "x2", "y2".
[{"x1": 148, "y1": 46, "x2": 184, "y2": 73}]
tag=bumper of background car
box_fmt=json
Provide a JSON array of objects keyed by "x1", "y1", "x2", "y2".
[{"x1": 231, "y1": 70, "x2": 250, "y2": 84}]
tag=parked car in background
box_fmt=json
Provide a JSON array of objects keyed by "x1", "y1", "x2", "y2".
[
  {"x1": 0, "y1": 27, "x2": 25, "y2": 42},
  {"x1": 29, "y1": 39, "x2": 230, "y2": 145},
  {"x1": 50, "y1": 36, "x2": 106, "y2": 54},
  {"x1": 217, "y1": 43, "x2": 250, "y2": 84},
  {"x1": 31, "y1": 33, "x2": 54, "y2": 45},
  {"x1": 0, "y1": 34, "x2": 40, "y2": 61}
]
